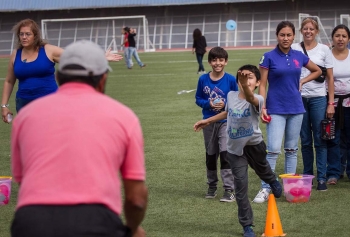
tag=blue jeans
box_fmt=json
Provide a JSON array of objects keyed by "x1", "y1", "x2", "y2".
[
  {"x1": 327, "y1": 107, "x2": 350, "y2": 179},
  {"x1": 127, "y1": 47, "x2": 144, "y2": 68},
  {"x1": 123, "y1": 47, "x2": 133, "y2": 66},
  {"x1": 300, "y1": 96, "x2": 327, "y2": 182},
  {"x1": 16, "y1": 97, "x2": 35, "y2": 112},
  {"x1": 196, "y1": 53, "x2": 205, "y2": 72},
  {"x1": 261, "y1": 113, "x2": 303, "y2": 189}
]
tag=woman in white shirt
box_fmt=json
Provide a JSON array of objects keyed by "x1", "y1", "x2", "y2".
[
  {"x1": 326, "y1": 24, "x2": 350, "y2": 185},
  {"x1": 291, "y1": 17, "x2": 335, "y2": 191}
]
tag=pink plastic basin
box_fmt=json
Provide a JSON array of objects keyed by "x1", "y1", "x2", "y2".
[
  {"x1": 0, "y1": 176, "x2": 12, "y2": 205},
  {"x1": 281, "y1": 174, "x2": 314, "y2": 203}
]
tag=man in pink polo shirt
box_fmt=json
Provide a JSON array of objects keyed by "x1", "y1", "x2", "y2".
[{"x1": 11, "y1": 40, "x2": 148, "y2": 237}]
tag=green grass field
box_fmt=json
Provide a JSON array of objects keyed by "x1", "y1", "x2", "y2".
[{"x1": 0, "y1": 49, "x2": 349, "y2": 237}]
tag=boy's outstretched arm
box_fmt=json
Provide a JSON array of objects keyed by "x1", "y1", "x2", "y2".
[
  {"x1": 237, "y1": 71, "x2": 259, "y2": 107},
  {"x1": 194, "y1": 111, "x2": 227, "y2": 131}
]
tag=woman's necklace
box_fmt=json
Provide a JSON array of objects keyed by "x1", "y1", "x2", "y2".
[{"x1": 22, "y1": 49, "x2": 38, "y2": 63}]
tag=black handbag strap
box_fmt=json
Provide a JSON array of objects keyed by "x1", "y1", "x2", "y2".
[{"x1": 300, "y1": 42, "x2": 308, "y2": 56}]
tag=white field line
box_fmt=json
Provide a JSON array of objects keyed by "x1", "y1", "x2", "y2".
[
  {"x1": 108, "y1": 73, "x2": 178, "y2": 78},
  {"x1": 165, "y1": 59, "x2": 244, "y2": 63},
  {"x1": 0, "y1": 58, "x2": 244, "y2": 68},
  {"x1": 0, "y1": 73, "x2": 191, "y2": 80}
]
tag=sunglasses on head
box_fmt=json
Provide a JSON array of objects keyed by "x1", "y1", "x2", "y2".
[{"x1": 303, "y1": 17, "x2": 318, "y2": 23}]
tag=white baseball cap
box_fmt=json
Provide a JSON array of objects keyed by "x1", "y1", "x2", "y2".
[{"x1": 58, "y1": 40, "x2": 112, "y2": 76}]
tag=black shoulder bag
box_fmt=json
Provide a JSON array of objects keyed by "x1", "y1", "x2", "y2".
[{"x1": 300, "y1": 42, "x2": 327, "y2": 83}]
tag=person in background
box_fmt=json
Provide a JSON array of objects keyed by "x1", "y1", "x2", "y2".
[
  {"x1": 194, "y1": 64, "x2": 282, "y2": 237},
  {"x1": 195, "y1": 46, "x2": 237, "y2": 203},
  {"x1": 192, "y1": 28, "x2": 207, "y2": 75},
  {"x1": 10, "y1": 40, "x2": 147, "y2": 237},
  {"x1": 1, "y1": 18, "x2": 122, "y2": 123},
  {"x1": 291, "y1": 17, "x2": 335, "y2": 191},
  {"x1": 121, "y1": 26, "x2": 133, "y2": 68},
  {"x1": 126, "y1": 27, "x2": 146, "y2": 69},
  {"x1": 253, "y1": 21, "x2": 321, "y2": 203},
  {"x1": 326, "y1": 24, "x2": 350, "y2": 185}
]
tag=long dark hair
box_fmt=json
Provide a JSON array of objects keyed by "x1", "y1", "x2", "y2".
[
  {"x1": 123, "y1": 27, "x2": 130, "y2": 35},
  {"x1": 12, "y1": 18, "x2": 46, "y2": 49},
  {"x1": 193, "y1": 28, "x2": 202, "y2": 41}
]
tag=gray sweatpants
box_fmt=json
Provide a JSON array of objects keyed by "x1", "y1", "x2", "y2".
[
  {"x1": 227, "y1": 141, "x2": 276, "y2": 227},
  {"x1": 203, "y1": 122, "x2": 235, "y2": 191}
]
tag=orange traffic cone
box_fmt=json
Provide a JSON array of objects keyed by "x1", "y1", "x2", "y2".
[{"x1": 262, "y1": 194, "x2": 286, "y2": 237}]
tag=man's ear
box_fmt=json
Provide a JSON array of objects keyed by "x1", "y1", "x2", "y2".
[{"x1": 96, "y1": 73, "x2": 108, "y2": 93}]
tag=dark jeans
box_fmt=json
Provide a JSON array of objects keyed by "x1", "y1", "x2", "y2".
[
  {"x1": 300, "y1": 96, "x2": 327, "y2": 182},
  {"x1": 326, "y1": 127, "x2": 341, "y2": 179},
  {"x1": 16, "y1": 97, "x2": 35, "y2": 112},
  {"x1": 326, "y1": 107, "x2": 350, "y2": 179},
  {"x1": 11, "y1": 204, "x2": 131, "y2": 237},
  {"x1": 227, "y1": 141, "x2": 276, "y2": 227},
  {"x1": 340, "y1": 127, "x2": 349, "y2": 177},
  {"x1": 338, "y1": 107, "x2": 350, "y2": 178},
  {"x1": 196, "y1": 53, "x2": 205, "y2": 72}
]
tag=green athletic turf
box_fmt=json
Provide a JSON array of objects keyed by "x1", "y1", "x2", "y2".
[{"x1": 0, "y1": 49, "x2": 348, "y2": 237}]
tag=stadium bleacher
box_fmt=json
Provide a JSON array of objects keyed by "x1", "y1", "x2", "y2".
[{"x1": 0, "y1": 0, "x2": 349, "y2": 55}]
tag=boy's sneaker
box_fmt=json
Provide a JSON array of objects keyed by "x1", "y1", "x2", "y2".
[
  {"x1": 317, "y1": 181, "x2": 327, "y2": 191},
  {"x1": 205, "y1": 188, "x2": 217, "y2": 199},
  {"x1": 219, "y1": 190, "x2": 235, "y2": 202},
  {"x1": 269, "y1": 180, "x2": 282, "y2": 198},
  {"x1": 243, "y1": 225, "x2": 256, "y2": 237},
  {"x1": 252, "y1": 188, "x2": 270, "y2": 203}
]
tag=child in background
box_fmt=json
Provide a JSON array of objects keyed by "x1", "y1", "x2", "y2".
[
  {"x1": 194, "y1": 65, "x2": 282, "y2": 237},
  {"x1": 195, "y1": 46, "x2": 237, "y2": 202}
]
